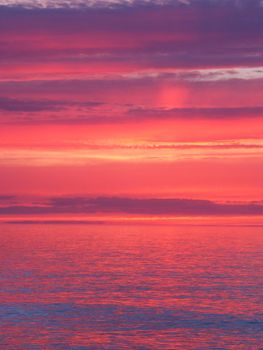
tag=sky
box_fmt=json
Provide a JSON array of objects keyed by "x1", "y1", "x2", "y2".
[{"x1": 0, "y1": 0, "x2": 263, "y2": 222}]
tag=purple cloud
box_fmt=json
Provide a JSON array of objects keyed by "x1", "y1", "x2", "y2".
[
  {"x1": 0, "y1": 1, "x2": 262, "y2": 69},
  {"x1": 0, "y1": 96, "x2": 102, "y2": 112},
  {"x1": 1, "y1": 196, "x2": 263, "y2": 216}
]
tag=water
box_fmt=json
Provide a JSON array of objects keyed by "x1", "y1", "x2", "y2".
[{"x1": 0, "y1": 224, "x2": 262, "y2": 349}]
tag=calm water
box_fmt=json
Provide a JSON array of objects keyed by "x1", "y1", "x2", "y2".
[{"x1": 0, "y1": 224, "x2": 262, "y2": 349}]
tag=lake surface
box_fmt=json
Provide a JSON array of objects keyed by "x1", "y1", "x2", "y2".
[{"x1": 0, "y1": 224, "x2": 262, "y2": 349}]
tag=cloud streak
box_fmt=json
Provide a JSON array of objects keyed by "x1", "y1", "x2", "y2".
[
  {"x1": 0, "y1": 96, "x2": 102, "y2": 112},
  {"x1": 1, "y1": 196, "x2": 263, "y2": 216},
  {"x1": 0, "y1": 0, "x2": 262, "y2": 9},
  {"x1": 1, "y1": 105, "x2": 263, "y2": 125}
]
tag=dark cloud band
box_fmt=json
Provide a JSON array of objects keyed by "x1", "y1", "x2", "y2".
[{"x1": 1, "y1": 196, "x2": 263, "y2": 216}]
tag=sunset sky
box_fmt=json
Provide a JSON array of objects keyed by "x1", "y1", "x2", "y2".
[{"x1": 0, "y1": 0, "x2": 263, "y2": 222}]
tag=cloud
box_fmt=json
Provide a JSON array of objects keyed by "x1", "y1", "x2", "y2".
[
  {"x1": 1, "y1": 196, "x2": 263, "y2": 216},
  {"x1": 127, "y1": 106, "x2": 263, "y2": 121},
  {"x1": 1, "y1": 105, "x2": 262, "y2": 125},
  {"x1": 0, "y1": 96, "x2": 102, "y2": 112},
  {"x1": 0, "y1": 0, "x2": 262, "y2": 9},
  {"x1": 0, "y1": 97, "x2": 62, "y2": 112},
  {"x1": 0, "y1": 1, "x2": 262, "y2": 71},
  {"x1": 0, "y1": 195, "x2": 14, "y2": 202}
]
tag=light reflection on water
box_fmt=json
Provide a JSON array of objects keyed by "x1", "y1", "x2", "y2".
[{"x1": 0, "y1": 224, "x2": 263, "y2": 349}]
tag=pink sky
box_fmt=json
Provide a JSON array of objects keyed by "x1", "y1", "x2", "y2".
[{"x1": 0, "y1": 0, "x2": 263, "y2": 221}]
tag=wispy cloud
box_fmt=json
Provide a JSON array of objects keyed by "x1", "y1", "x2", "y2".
[
  {"x1": 0, "y1": 96, "x2": 102, "y2": 112},
  {"x1": 0, "y1": 0, "x2": 262, "y2": 9},
  {"x1": 1, "y1": 139, "x2": 263, "y2": 166}
]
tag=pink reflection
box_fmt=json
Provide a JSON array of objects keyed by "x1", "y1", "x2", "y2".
[{"x1": 0, "y1": 224, "x2": 262, "y2": 349}]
